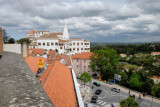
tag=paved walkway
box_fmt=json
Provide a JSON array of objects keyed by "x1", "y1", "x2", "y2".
[{"x1": 92, "y1": 78, "x2": 160, "y2": 104}]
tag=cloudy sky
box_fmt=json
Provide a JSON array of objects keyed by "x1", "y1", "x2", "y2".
[{"x1": 0, "y1": 0, "x2": 160, "y2": 43}]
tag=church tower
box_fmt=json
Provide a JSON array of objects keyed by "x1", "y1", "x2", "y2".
[{"x1": 63, "y1": 24, "x2": 69, "y2": 40}]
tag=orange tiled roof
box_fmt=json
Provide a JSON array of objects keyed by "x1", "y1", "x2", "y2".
[
  {"x1": 39, "y1": 33, "x2": 63, "y2": 39},
  {"x1": 54, "y1": 54, "x2": 71, "y2": 66},
  {"x1": 151, "y1": 75, "x2": 160, "y2": 79},
  {"x1": 71, "y1": 52, "x2": 93, "y2": 60},
  {"x1": 59, "y1": 39, "x2": 69, "y2": 42},
  {"x1": 27, "y1": 30, "x2": 35, "y2": 34},
  {"x1": 152, "y1": 52, "x2": 160, "y2": 54},
  {"x1": 25, "y1": 56, "x2": 47, "y2": 74},
  {"x1": 28, "y1": 49, "x2": 45, "y2": 56},
  {"x1": 42, "y1": 61, "x2": 77, "y2": 107},
  {"x1": 47, "y1": 56, "x2": 54, "y2": 64},
  {"x1": 48, "y1": 50, "x2": 54, "y2": 56},
  {"x1": 38, "y1": 62, "x2": 55, "y2": 84}
]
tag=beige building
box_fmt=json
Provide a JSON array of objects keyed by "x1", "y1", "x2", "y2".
[{"x1": 150, "y1": 76, "x2": 160, "y2": 84}]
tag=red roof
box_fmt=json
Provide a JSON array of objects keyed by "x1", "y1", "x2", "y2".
[
  {"x1": 151, "y1": 75, "x2": 160, "y2": 79},
  {"x1": 71, "y1": 52, "x2": 93, "y2": 60},
  {"x1": 48, "y1": 50, "x2": 54, "y2": 56},
  {"x1": 151, "y1": 52, "x2": 160, "y2": 54},
  {"x1": 27, "y1": 30, "x2": 35, "y2": 34},
  {"x1": 28, "y1": 49, "x2": 45, "y2": 56},
  {"x1": 25, "y1": 56, "x2": 47, "y2": 74},
  {"x1": 40, "y1": 61, "x2": 77, "y2": 107}
]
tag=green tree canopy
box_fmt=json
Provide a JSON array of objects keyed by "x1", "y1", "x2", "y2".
[
  {"x1": 90, "y1": 47, "x2": 119, "y2": 80},
  {"x1": 18, "y1": 38, "x2": 31, "y2": 44},
  {"x1": 128, "y1": 73, "x2": 144, "y2": 90},
  {"x1": 8, "y1": 38, "x2": 15, "y2": 43},
  {"x1": 120, "y1": 97, "x2": 140, "y2": 107},
  {"x1": 80, "y1": 72, "x2": 91, "y2": 86},
  {"x1": 152, "y1": 83, "x2": 160, "y2": 98}
]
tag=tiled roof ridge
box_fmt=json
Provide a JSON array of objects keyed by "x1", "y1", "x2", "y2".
[{"x1": 42, "y1": 62, "x2": 56, "y2": 85}]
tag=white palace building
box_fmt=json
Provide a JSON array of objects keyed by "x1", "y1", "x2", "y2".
[{"x1": 26, "y1": 25, "x2": 90, "y2": 55}]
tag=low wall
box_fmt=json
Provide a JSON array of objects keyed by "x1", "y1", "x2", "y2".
[{"x1": 3, "y1": 44, "x2": 22, "y2": 54}]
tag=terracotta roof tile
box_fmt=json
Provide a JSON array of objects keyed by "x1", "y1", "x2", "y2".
[
  {"x1": 25, "y1": 56, "x2": 47, "y2": 74},
  {"x1": 152, "y1": 52, "x2": 160, "y2": 54},
  {"x1": 54, "y1": 54, "x2": 71, "y2": 66},
  {"x1": 48, "y1": 50, "x2": 54, "y2": 56},
  {"x1": 71, "y1": 52, "x2": 93, "y2": 60},
  {"x1": 39, "y1": 33, "x2": 63, "y2": 39},
  {"x1": 28, "y1": 49, "x2": 45, "y2": 56},
  {"x1": 38, "y1": 62, "x2": 55, "y2": 84},
  {"x1": 42, "y1": 61, "x2": 77, "y2": 107},
  {"x1": 59, "y1": 39, "x2": 69, "y2": 42},
  {"x1": 151, "y1": 75, "x2": 160, "y2": 79},
  {"x1": 27, "y1": 30, "x2": 35, "y2": 34}
]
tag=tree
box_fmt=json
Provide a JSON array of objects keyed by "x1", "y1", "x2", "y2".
[
  {"x1": 8, "y1": 38, "x2": 15, "y2": 43},
  {"x1": 128, "y1": 73, "x2": 144, "y2": 91},
  {"x1": 90, "y1": 47, "x2": 119, "y2": 80},
  {"x1": 2, "y1": 29, "x2": 10, "y2": 43},
  {"x1": 118, "y1": 71, "x2": 128, "y2": 85},
  {"x1": 18, "y1": 38, "x2": 31, "y2": 44},
  {"x1": 120, "y1": 97, "x2": 140, "y2": 107},
  {"x1": 80, "y1": 72, "x2": 91, "y2": 87},
  {"x1": 152, "y1": 83, "x2": 160, "y2": 98}
]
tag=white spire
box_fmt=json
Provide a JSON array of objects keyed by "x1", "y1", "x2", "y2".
[{"x1": 63, "y1": 22, "x2": 69, "y2": 40}]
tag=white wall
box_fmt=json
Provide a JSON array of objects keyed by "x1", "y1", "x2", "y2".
[
  {"x1": 3, "y1": 44, "x2": 22, "y2": 54},
  {"x1": 37, "y1": 39, "x2": 59, "y2": 50}
]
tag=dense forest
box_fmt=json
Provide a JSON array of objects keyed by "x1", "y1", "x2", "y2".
[{"x1": 91, "y1": 42, "x2": 160, "y2": 55}]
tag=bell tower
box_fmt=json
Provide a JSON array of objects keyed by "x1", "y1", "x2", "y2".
[{"x1": 63, "y1": 23, "x2": 69, "y2": 40}]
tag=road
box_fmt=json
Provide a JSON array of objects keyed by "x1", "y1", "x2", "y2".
[{"x1": 85, "y1": 80, "x2": 160, "y2": 107}]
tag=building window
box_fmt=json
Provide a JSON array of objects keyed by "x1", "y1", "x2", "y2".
[
  {"x1": 81, "y1": 48, "x2": 83, "y2": 50},
  {"x1": 84, "y1": 66, "x2": 86, "y2": 68},
  {"x1": 73, "y1": 43, "x2": 75, "y2": 45},
  {"x1": 85, "y1": 43, "x2": 89, "y2": 45},
  {"x1": 84, "y1": 60, "x2": 86, "y2": 62},
  {"x1": 77, "y1": 43, "x2": 79, "y2": 46},
  {"x1": 73, "y1": 48, "x2": 75, "y2": 50},
  {"x1": 77, "y1": 65, "x2": 79, "y2": 68},
  {"x1": 60, "y1": 47, "x2": 63, "y2": 49},
  {"x1": 55, "y1": 42, "x2": 58, "y2": 46},
  {"x1": 51, "y1": 42, "x2": 54, "y2": 46},
  {"x1": 81, "y1": 43, "x2": 83, "y2": 45},
  {"x1": 47, "y1": 42, "x2": 49, "y2": 46},
  {"x1": 77, "y1": 59, "x2": 78, "y2": 62},
  {"x1": 77, "y1": 48, "x2": 79, "y2": 51},
  {"x1": 38, "y1": 42, "x2": 41, "y2": 46},
  {"x1": 43, "y1": 43, "x2": 45, "y2": 46}
]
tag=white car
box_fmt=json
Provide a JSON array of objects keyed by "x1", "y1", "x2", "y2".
[{"x1": 86, "y1": 102, "x2": 94, "y2": 107}]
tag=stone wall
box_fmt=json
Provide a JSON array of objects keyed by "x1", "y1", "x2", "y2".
[
  {"x1": 3, "y1": 44, "x2": 22, "y2": 54},
  {"x1": 0, "y1": 27, "x2": 3, "y2": 51}
]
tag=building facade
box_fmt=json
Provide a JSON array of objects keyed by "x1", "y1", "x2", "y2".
[
  {"x1": 71, "y1": 52, "x2": 93, "y2": 76},
  {"x1": 26, "y1": 25, "x2": 90, "y2": 55}
]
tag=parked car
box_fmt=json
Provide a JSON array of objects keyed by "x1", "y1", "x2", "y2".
[
  {"x1": 95, "y1": 89, "x2": 102, "y2": 95},
  {"x1": 93, "y1": 82, "x2": 100, "y2": 86},
  {"x1": 86, "y1": 102, "x2": 94, "y2": 107},
  {"x1": 92, "y1": 73, "x2": 98, "y2": 79},
  {"x1": 111, "y1": 88, "x2": 120, "y2": 93},
  {"x1": 91, "y1": 95, "x2": 98, "y2": 103}
]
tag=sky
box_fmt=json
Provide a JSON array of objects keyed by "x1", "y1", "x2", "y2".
[{"x1": 0, "y1": 0, "x2": 160, "y2": 43}]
